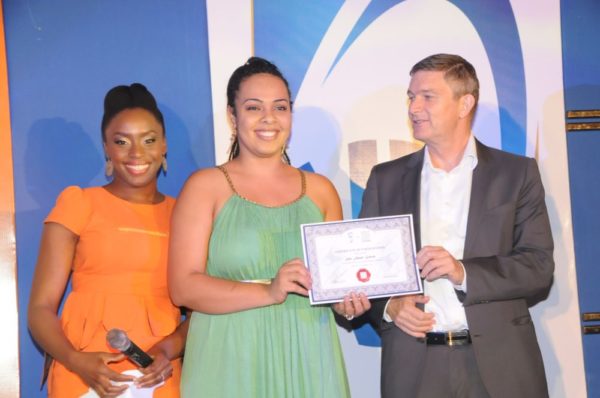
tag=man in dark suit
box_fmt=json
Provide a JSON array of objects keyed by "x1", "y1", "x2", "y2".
[{"x1": 359, "y1": 54, "x2": 554, "y2": 398}]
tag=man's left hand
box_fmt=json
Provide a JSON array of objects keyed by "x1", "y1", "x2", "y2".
[{"x1": 417, "y1": 246, "x2": 464, "y2": 285}]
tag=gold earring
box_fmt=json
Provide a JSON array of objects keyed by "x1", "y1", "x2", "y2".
[
  {"x1": 281, "y1": 144, "x2": 291, "y2": 164},
  {"x1": 105, "y1": 158, "x2": 113, "y2": 177},
  {"x1": 161, "y1": 155, "x2": 168, "y2": 174},
  {"x1": 228, "y1": 135, "x2": 239, "y2": 161}
]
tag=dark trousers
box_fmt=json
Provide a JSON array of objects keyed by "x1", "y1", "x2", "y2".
[{"x1": 415, "y1": 344, "x2": 490, "y2": 398}]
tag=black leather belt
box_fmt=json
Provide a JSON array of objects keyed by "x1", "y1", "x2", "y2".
[{"x1": 426, "y1": 330, "x2": 471, "y2": 346}]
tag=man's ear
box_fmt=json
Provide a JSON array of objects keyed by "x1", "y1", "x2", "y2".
[{"x1": 459, "y1": 94, "x2": 476, "y2": 119}]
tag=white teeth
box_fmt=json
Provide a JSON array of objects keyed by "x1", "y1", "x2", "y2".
[
  {"x1": 257, "y1": 131, "x2": 277, "y2": 138},
  {"x1": 126, "y1": 164, "x2": 150, "y2": 172}
]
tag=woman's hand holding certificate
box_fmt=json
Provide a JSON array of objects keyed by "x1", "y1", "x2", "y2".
[
  {"x1": 268, "y1": 258, "x2": 312, "y2": 303},
  {"x1": 332, "y1": 292, "x2": 372, "y2": 320}
]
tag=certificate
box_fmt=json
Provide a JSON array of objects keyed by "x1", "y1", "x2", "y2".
[{"x1": 301, "y1": 215, "x2": 422, "y2": 304}]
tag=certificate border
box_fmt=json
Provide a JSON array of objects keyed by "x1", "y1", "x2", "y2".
[{"x1": 301, "y1": 215, "x2": 422, "y2": 304}]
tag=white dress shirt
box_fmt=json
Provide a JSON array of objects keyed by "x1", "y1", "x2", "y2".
[{"x1": 420, "y1": 134, "x2": 477, "y2": 332}]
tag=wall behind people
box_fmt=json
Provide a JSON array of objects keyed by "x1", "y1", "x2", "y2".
[
  {"x1": 206, "y1": 0, "x2": 585, "y2": 397},
  {"x1": 3, "y1": 2, "x2": 215, "y2": 397},
  {"x1": 3, "y1": 1, "x2": 589, "y2": 397},
  {"x1": 0, "y1": 2, "x2": 19, "y2": 396},
  {"x1": 561, "y1": 0, "x2": 600, "y2": 396}
]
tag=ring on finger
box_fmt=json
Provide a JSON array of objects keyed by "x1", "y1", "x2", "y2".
[{"x1": 344, "y1": 313, "x2": 354, "y2": 321}]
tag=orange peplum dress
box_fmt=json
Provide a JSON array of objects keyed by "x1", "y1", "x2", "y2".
[{"x1": 45, "y1": 186, "x2": 181, "y2": 397}]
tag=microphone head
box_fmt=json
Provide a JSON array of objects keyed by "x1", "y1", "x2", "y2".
[{"x1": 106, "y1": 328, "x2": 131, "y2": 351}]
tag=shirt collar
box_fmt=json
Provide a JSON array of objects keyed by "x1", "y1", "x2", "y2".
[
  {"x1": 423, "y1": 134, "x2": 478, "y2": 171},
  {"x1": 463, "y1": 134, "x2": 478, "y2": 170}
]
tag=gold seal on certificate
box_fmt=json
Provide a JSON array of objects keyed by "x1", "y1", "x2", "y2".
[{"x1": 301, "y1": 215, "x2": 422, "y2": 304}]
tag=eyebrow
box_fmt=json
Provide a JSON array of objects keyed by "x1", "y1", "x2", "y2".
[
  {"x1": 407, "y1": 89, "x2": 436, "y2": 95},
  {"x1": 112, "y1": 130, "x2": 160, "y2": 137},
  {"x1": 242, "y1": 98, "x2": 290, "y2": 104}
]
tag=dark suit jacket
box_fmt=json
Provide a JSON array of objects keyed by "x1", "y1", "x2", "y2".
[{"x1": 360, "y1": 140, "x2": 554, "y2": 398}]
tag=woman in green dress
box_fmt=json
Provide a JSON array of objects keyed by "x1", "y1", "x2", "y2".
[{"x1": 168, "y1": 57, "x2": 370, "y2": 397}]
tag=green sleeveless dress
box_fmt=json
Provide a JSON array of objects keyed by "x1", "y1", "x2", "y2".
[{"x1": 181, "y1": 167, "x2": 350, "y2": 398}]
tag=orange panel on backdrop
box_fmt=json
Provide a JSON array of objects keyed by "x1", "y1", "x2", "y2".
[{"x1": 0, "y1": 0, "x2": 21, "y2": 397}]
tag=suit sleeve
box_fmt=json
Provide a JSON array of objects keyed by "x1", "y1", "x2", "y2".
[
  {"x1": 461, "y1": 158, "x2": 554, "y2": 306},
  {"x1": 359, "y1": 165, "x2": 380, "y2": 219},
  {"x1": 358, "y1": 166, "x2": 392, "y2": 329}
]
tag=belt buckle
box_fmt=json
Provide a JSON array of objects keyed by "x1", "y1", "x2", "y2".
[
  {"x1": 446, "y1": 330, "x2": 469, "y2": 346},
  {"x1": 447, "y1": 330, "x2": 455, "y2": 346}
]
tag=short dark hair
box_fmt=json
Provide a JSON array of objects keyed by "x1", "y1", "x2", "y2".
[
  {"x1": 226, "y1": 57, "x2": 292, "y2": 163},
  {"x1": 410, "y1": 54, "x2": 479, "y2": 109},
  {"x1": 101, "y1": 83, "x2": 165, "y2": 141}
]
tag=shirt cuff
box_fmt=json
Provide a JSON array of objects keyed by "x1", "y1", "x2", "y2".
[
  {"x1": 382, "y1": 298, "x2": 393, "y2": 323},
  {"x1": 454, "y1": 261, "x2": 467, "y2": 292}
]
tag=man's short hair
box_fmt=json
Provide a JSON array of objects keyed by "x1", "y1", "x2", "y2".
[{"x1": 410, "y1": 54, "x2": 479, "y2": 109}]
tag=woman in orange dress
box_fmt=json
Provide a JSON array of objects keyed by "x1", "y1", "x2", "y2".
[{"x1": 28, "y1": 83, "x2": 188, "y2": 398}]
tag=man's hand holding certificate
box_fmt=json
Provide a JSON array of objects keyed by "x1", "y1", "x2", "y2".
[{"x1": 301, "y1": 215, "x2": 423, "y2": 304}]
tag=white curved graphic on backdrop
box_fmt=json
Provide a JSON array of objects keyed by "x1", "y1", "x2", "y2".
[{"x1": 290, "y1": 0, "x2": 500, "y2": 216}]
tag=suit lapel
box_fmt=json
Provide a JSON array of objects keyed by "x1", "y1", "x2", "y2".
[
  {"x1": 403, "y1": 151, "x2": 424, "y2": 308},
  {"x1": 400, "y1": 150, "x2": 424, "y2": 251},
  {"x1": 464, "y1": 140, "x2": 492, "y2": 258}
]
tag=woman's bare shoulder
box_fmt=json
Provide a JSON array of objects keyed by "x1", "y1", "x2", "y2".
[
  {"x1": 182, "y1": 167, "x2": 226, "y2": 192},
  {"x1": 303, "y1": 170, "x2": 338, "y2": 196}
]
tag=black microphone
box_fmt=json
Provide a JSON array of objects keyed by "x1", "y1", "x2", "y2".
[{"x1": 106, "y1": 328, "x2": 154, "y2": 368}]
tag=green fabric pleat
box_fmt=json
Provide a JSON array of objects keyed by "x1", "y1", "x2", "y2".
[{"x1": 181, "y1": 195, "x2": 350, "y2": 398}]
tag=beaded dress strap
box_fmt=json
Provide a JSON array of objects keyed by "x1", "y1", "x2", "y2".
[
  {"x1": 216, "y1": 165, "x2": 306, "y2": 207},
  {"x1": 217, "y1": 165, "x2": 238, "y2": 195}
]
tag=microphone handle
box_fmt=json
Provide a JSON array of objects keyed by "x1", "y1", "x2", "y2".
[{"x1": 122, "y1": 341, "x2": 154, "y2": 368}]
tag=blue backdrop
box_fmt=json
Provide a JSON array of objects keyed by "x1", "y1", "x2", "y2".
[
  {"x1": 5, "y1": 0, "x2": 599, "y2": 396},
  {"x1": 561, "y1": 1, "x2": 600, "y2": 396},
  {"x1": 3, "y1": 2, "x2": 215, "y2": 396}
]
